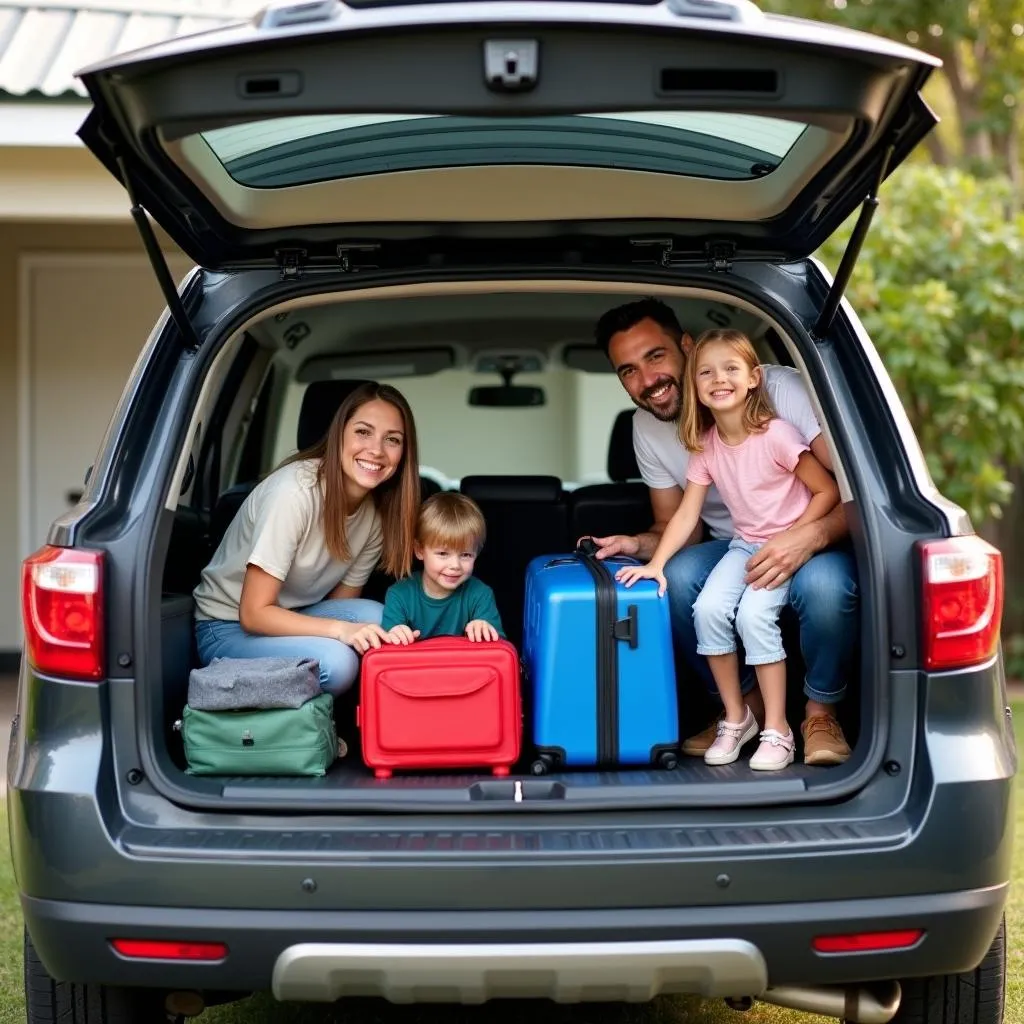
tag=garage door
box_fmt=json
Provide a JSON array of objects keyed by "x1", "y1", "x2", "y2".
[{"x1": 19, "y1": 252, "x2": 193, "y2": 559}]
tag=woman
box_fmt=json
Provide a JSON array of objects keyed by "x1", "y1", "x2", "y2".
[{"x1": 192, "y1": 381, "x2": 419, "y2": 695}]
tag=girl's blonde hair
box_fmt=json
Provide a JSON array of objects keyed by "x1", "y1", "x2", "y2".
[
  {"x1": 679, "y1": 329, "x2": 777, "y2": 453},
  {"x1": 283, "y1": 381, "x2": 419, "y2": 579}
]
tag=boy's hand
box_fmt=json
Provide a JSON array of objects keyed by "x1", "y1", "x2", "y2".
[
  {"x1": 465, "y1": 620, "x2": 500, "y2": 643},
  {"x1": 615, "y1": 562, "x2": 668, "y2": 597},
  {"x1": 386, "y1": 624, "x2": 420, "y2": 646}
]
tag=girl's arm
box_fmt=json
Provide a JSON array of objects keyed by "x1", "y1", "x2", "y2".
[
  {"x1": 790, "y1": 451, "x2": 840, "y2": 529},
  {"x1": 615, "y1": 482, "x2": 709, "y2": 595},
  {"x1": 239, "y1": 565, "x2": 389, "y2": 649}
]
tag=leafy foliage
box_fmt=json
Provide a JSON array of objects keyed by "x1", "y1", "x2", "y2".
[
  {"x1": 817, "y1": 165, "x2": 1024, "y2": 524},
  {"x1": 759, "y1": 0, "x2": 1024, "y2": 180}
]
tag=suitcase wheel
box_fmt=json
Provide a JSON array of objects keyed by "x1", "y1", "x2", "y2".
[
  {"x1": 531, "y1": 754, "x2": 556, "y2": 776},
  {"x1": 657, "y1": 750, "x2": 679, "y2": 771}
]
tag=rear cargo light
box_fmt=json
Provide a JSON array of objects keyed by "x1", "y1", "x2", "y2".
[
  {"x1": 111, "y1": 939, "x2": 228, "y2": 961},
  {"x1": 921, "y1": 537, "x2": 1003, "y2": 671},
  {"x1": 813, "y1": 929, "x2": 924, "y2": 954},
  {"x1": 21, "y1": 546, "x2": 104, "y2": 681}
]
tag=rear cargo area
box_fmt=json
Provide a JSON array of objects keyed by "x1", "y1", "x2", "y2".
[{"x1": 149, "y1": 283, "x2": 868, "y2": 808}]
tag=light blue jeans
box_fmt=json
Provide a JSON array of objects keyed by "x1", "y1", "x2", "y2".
[
  {"x1": 665, "y1": 537, "x2": 858, "y2": 704},
  {"x1": 194, "y1": 598, "x2": 385, "y2": 697},
  {"x1": 692, "y1": 538, "x2": 791, "y2": 666}
]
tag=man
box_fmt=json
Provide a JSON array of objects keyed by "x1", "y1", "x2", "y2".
[{"x1": 589, "y1": 298, "x2": 856, "y2": 766}]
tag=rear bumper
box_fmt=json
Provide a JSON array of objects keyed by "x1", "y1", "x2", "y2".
[{"x1": 24, "y1": 883, "x2": 1007, "y2": 999}]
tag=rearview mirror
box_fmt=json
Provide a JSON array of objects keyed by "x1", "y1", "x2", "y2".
[{"x1": 468, "y1": 385, "x2": 546, "y2": 408}]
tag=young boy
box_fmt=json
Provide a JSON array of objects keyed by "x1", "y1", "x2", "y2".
[{"x1": 382, "y1": 492, "x2": 505, "y2": 644}]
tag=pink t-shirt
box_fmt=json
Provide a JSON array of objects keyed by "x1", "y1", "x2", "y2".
[{"x1": 686, "y1": 418, "x2": 811, "y2": 544}]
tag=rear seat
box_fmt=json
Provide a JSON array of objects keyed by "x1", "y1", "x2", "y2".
[
  {"x1": 459, "y1": 475, "x2": 568, "y2": 646},
  {"x1": 569, "y1": 409, "x2": 652, "y2": 543},
  {"x1": 209, "y1": 379, "x2": 440, "y2": 554}
]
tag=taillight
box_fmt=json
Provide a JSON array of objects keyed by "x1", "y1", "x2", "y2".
[
  {"x1": 21, "y1": 546, "x2": 104, "y2": 681},
  {"x1": 813, "y1": 929, "x2": 923, "y2": 954},
  {"x1": 111, "y1": 939, "x2": 228, "y2": 961},
  {"x1": 921, "y1": 537, "x2": 1003, "y2": 672}
]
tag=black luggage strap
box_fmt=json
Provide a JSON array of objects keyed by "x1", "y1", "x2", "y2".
[{"x1": 576, "y1": 538, "x2": 640, "y2": 764}]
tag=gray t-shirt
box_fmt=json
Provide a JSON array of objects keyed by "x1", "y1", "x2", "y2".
[
  {"x1": 632, "y1": 364, "x2": 821, "y2": 540},
  {"x1": 193, "y1": 459, "x2": 383, "y2": 622}
]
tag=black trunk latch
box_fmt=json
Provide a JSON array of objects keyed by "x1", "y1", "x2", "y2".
[{"x1": 484, "y1": 40, "x2": 539, "y2": 93}]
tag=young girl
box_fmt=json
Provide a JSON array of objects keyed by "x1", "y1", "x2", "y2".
[
  {"x1": 616, "y1": 329, "x2": 840, "y2": 771},
  {"x1": 193, "y1": 381, "x2": 421, "y2": 696}
]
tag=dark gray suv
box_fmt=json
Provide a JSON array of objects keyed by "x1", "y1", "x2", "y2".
[{"x1": 9, "y1": 1, "x2": 1014, "y2": 1023}]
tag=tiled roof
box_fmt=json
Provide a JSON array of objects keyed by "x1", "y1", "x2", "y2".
[{"x1": 0, "y1": 0, "x2": 263, "y2": 98}]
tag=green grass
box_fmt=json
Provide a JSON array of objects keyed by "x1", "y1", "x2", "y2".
[{"x1": 3, "y1": 709, "x2": 1023, "y2": 1024}]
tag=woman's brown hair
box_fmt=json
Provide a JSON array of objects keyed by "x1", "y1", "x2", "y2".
[
  {"x1": 679, "y1": 329, "x2": 777, "y2": 453},
  {"x1": 284, "y1": 382, "x2": 419, "y2": 579}
]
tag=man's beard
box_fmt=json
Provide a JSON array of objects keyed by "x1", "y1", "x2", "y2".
[{"x1": 635, "y1": 375, "x2": 683, "y2": 422}]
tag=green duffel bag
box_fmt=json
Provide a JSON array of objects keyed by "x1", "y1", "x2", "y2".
[{"x1": 179, "y1": 692, "x2": 337, "y2": 777}]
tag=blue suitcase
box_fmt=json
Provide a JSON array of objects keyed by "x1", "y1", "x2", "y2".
[{"x1": 523, "y1": 540, "x2": 679, "y2": 774}]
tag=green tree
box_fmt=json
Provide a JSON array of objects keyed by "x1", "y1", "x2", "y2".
[
  {"x1": 759, "y1": 0, "x2": 1024, "y2": 188},
  {"x1": 818, "y1": 164, "x2": 1024, "y2": 526}
]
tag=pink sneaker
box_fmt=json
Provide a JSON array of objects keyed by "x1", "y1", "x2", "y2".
[
  {"x1": 749, "y1": 729, "x2": 796, "y2": 771},
  {"x1": 703, "y1": 707, "x2": 759, "y2": 766}
]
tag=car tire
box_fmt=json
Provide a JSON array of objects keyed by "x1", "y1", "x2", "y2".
[
  {"x1": 24, "y1": 929, "x2": 175, "y2": 1024},
  {"x1": 893, "y1": 915, "x2": 1006, "y2": 1024}
]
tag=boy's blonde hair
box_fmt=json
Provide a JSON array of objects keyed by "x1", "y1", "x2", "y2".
[
  {"x1": 679, "y1": 328, "x2": 777, "y2": 453},
  {"x1": 417, "y1": 492, "x2": 487, "y2": 552}
]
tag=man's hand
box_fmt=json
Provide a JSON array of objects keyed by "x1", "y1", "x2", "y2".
[
  {"x1": 386, "y1": 624, "x2": 420, "y2": 646},
  {"x1": 745, "y1": 523, "x2": 822, "y2": 590},
  {"x1": 584, "y1": 534, "x2": 641, "y2": 560},
  {"x1": 465, "y1": 620, "x2": 500, "y2": 643}
]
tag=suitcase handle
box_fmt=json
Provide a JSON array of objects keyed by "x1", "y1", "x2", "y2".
[
  {"x1": 613, "y1": 605, "x2": 639, "y2": 650},
  {"x1": 575, "y1": 541, "x2": 640, "y2": 649}
]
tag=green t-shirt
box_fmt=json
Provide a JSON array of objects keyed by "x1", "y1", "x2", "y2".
[{"x1": 381, "y1": 574, "x2": 505, "y2": 639}]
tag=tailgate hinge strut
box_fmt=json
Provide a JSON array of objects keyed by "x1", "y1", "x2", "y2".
[
  {"x1": 116, "y1": 154, "x2": 202, "y2": 353},
  {"x1": 812, "y1": 144, "x2": 894, "y2": 340}
]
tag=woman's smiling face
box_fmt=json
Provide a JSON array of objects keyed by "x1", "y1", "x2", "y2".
[{"x1": 340, "y1": 398, "x2": 406, "y2": 501}]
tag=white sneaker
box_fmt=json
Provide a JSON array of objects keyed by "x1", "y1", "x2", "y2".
[
  {"x1": 704, "y1": 707, "x2": 759, "y2": 766},
  {"x1": 749, "y1": 728, "x2": 796, "y2": 771}
]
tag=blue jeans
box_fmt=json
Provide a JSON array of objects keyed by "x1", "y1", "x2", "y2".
[
  {"x1": 665, "y1": 538, "x2": 858, "y2": 705},
  {"x1": 194, "y1": 598, "x2": 385, "y2": 697},
  {"x1": 693, "y1": 538, "x2": 790, "y2": 665}
]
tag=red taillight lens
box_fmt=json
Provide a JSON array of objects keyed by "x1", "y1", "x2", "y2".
[
  {"x1": 111, "y1": 939, "x2": 228, "y2": 961},
  {"x1": 813, "y1": 929, "x2": 924, "y2": 954},
  {"x1": 921, "y1": 537, "x2": 1003, "y2": 672},
  {"x1": 21, "y1": 546, "x2": 104, "y2": 681}
]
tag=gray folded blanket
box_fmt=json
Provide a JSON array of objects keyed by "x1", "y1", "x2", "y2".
[{"x1": 188, "y1": 657, "x2": 322, "y2": 711}]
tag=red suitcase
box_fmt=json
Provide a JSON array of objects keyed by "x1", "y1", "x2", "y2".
[{"x1": 357, "y1": 636, "x2": 522, "y2": 778}]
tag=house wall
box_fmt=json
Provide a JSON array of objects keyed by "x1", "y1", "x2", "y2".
[{"x1": 0, "y1": 218, "x2": 185, "y2": 655}]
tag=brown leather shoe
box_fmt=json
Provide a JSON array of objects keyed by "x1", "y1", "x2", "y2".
[
  {"x1": 801, "y1": 714, "x2": 851, "y2": 766},
  {"x1": 681, "y1": 715, "x2": 723, "y2": 757}
]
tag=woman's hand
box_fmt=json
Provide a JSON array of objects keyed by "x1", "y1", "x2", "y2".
[
  {"x1": 386, "y1": 624, "x2": 420, "y2": 646},
  {"x1": 615, "y1": 562, "x2": 669, "y2": 597},
  {"x1": 465, "y1": 620, "x2": 500, "y2": 643},
  {"x1": 337, "y1": 621, "x2": 391, "y2": 653}
]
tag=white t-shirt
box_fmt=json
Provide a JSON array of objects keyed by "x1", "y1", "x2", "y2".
[
  {"x1": 632, "y1": 364, "x2": 821, "y2": 540},
  {"x1": 193, "y1": 458, "x2": 384, "y2": 621}
]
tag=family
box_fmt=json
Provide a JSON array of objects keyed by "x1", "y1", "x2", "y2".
[{"x1": 192, "y1": 297, "x2": 858, "y2": 771}]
